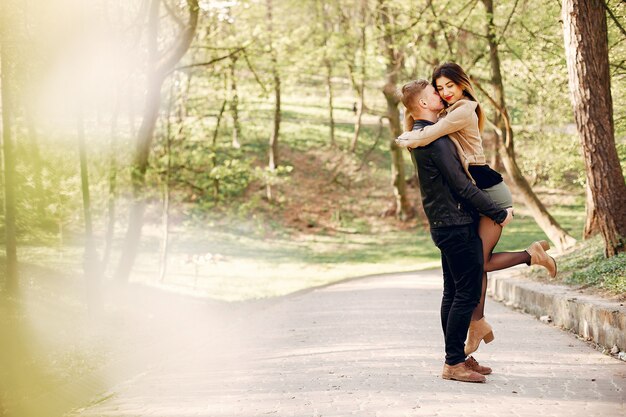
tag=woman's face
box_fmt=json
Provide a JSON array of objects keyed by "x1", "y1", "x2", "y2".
[{"x1": 435, "y1": 76, "x2": 464, "y2": 105}]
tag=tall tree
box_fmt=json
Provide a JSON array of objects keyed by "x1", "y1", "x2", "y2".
[
  {"x1": 229, "y1": 55, "x2": 241, "y2": 149},
  {"x1": 77, "y1": 109, "x2": 102, "y2": 309},
  {"x1": 102, "y1": 90, "x2": 120, "y2": 270},
  {"x1": 266, "y1": 0, "x2": 281, "y2": 171},
  {"x1": 349, "y1": 0, "x2": 368, "y2": 152},
  {"x1": 562, "y1": 0, "x2": 626, "y2": 256},
  {"x1": 25, "y1": 111, "x2": 45, "y2": 221},
  {"x1": 0, "y1": 17, "x2": 18, "y2": 292},
  {"x1": 115, "y1": 0, "x2": 199, "y2": 283},
  {"x1": 320, "y1": 2, "x2": 336, "y2": 148},
  {"x1": 583, "y1": 184, "x2": 600, "y2": 239},
  {"x1": 378, "y1": 0, "x2": 414, "y2": 220},
  {"x1": 480, "y1": 0, "x2": 576, "y2": 251},
  {"x1": 159, "y1": 80, "x2": 176, "y2": 282}
]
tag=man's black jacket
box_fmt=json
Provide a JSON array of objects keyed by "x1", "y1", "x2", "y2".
[{"x1": 410, "y1": 119, "x2": 507, "y2": 229}]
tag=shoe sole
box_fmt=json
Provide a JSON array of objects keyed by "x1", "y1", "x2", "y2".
[
  {"x1": 442, "y1": 375, "x2": 486, "y2": 383},
  {"x1": 539, "y1": 241, "x2": 557, "y2": 277}
]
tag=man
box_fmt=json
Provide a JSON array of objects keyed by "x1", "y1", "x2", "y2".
[{"x1": 397, "y1": 80, "x2": 512, "y2": 383}]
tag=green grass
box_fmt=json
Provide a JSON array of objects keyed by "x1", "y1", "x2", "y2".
[
  {"x1": 120, "y1": 223, "x2": 443, "y2": 301},
  {"x1": 494, "y1": 205, "x2": 585, "y2": 253},
  {"x1": 9, "y1": 196, "x2": 597, "y2": 302},
  {"x1": 1, "y1": 85, "x2": 594, "y2": 302},
  {"x1": 111, "y1": 196, "x2": 585, "y2": 301},
  {"x1": 556, "y1": 236, "x2": 626, "y2": 296}
]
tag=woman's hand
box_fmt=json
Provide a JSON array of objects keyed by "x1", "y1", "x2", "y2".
[{"x1": 395, "y1": 131, "x2": 414, "y2": 148}]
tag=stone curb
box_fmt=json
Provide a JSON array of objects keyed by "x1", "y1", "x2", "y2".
[{"x1": 488, "y1": 269, "x2": 626, "y2": 351}]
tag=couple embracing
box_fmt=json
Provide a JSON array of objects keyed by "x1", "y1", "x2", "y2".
[{"x1": 397, "y1": 62, "x2": 557, "y2": 383}]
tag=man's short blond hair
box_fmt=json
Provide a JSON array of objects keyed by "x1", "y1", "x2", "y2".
[{"x1": 400, "y1": 79, "x2": 430, "y2": 132}]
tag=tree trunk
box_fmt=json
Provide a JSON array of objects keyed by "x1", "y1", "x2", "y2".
[
  {"x1": 583, "y1": 182, "x2": 600, "y2": 239},
  {"x1": 378, "y1": 0, "x2": 414, "y2": 220},
  {"x1": 102, "y1": 90, "x2": 120, "y2": 270},
  {"x1": 115, "y1": 71, "x2": 161, "y2": 283},
  {"x1": 562, "y1": 0, "x2": 626, "y2": 256},
  {"x1": 212, "y1": 99, "x2": 228, "y2": 199},
  {"x1": 25, "y1": 111, "x2": 45, "y2": 220},
  {"x1": 485, "y1": 129, "x2": 503, "y2": 172},
  {"x1": 115, "y1": 0, "x2": 199, "y2": 283},
  {"x1": 325, "y1": 59, "x2": 336, "y2": 147},
  {"x1": 230, "y1": 55, "x2": 241, "y2": 149},
  {"x1": 267, "y1": 0, "x2": 280, "y2": 171},
  {"x1": 481, "y1": 0, "x2": 576, "y2": 251},
  {"x1": 318, "y1": 1, "x2": 336, "y2": 148},
  {"x1": 159, "y1": 82, "x2": 175, "y2": 283},
  {"x1": 77, "y1": 110, "x2": 101, "y2": 309},
  {"x1": 350, "y1": 0, "x2": 367, "y2": 153},
  {"x1": 0, "y1": 41, "x2": 18, "y2": 292},
  {"x1": 77, "y1": 113, "x2": 94, "y2": 247},
  {"x1": 408, "y1": 151, "x2": 430, "y2": 230}
]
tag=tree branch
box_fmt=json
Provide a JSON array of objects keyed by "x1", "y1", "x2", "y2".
[
  {"x1": 471, "y1": 76, "x2": 513, "y2": 148},
  {"x1": 501, "y1": 37, "x2": 542, "y2": 84},
  {"x1": 428, "y1": 1, "x2": 455, "y2": 55},
  {"x1": 162, "y1": 0, "x2": 185, "y2": 29},
  {"x1": 495, "y1": 0, "x2": 520, "y2": 45},
  {"x1": 173, "y1": 46, "x2": 246, "y2": 73},
  {"x1": 156, "y1": 0, "x2": 200, "y2": 76},
  {"x1": 605, "y1": 1, "x2": 626, "y2": 39},
  {"x1": 242, "y1": 48, "x2": 269, "y2": 95},
  {"x1": 457, "y1": 0, "x2": 480, "y2": 32}
]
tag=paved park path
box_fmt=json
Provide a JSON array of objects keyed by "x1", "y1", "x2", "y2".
[{"x1": 73, "y1": 270, "x2": 625, "y2": 417}]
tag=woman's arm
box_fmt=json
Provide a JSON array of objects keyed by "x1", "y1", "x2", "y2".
[{"x1": 396, "y1": 100, "x2": 478, "y2": 148}]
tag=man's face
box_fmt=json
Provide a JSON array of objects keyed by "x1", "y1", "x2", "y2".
[{"x1": 422, "y1": 85, "x2": 444, "y2": 111}]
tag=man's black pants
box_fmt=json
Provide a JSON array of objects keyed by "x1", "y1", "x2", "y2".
[{"x1": 430, "y1": 223, "x2": 484, "y2": 366}]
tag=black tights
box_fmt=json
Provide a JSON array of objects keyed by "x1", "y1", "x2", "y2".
[{"x1": 472, "y1": 215, "x2": 531, "y2": 321}]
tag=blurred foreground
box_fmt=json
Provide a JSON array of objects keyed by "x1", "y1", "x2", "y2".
[
  {"x1": 0, "y1": 265, "x2": 252, "y2": 417},
  {"x1": 3, "y1": 270, "x2": 623, "y2": 417}
]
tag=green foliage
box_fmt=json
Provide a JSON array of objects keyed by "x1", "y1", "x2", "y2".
[
  {"x1": 516, "y1": 131, "x2": 586, "y2": 189},
  {"x1": 2, "y1": 0, "x2": 622, "y2": 299},
  {"x1": 606, "y1": 0, "x2": 626, "y2": 138},
  {"x1": 330, "y1": 209, "x2": 370, "y2": 234},
  {"x1": 254, "y1": 164, "x2": 293, "y2": 188},
  {"x1": 3, "y1": 141, "x2": 82, "y2": 243},
  {"x1": 170, "y1": 142, "x2": 256, "y2": 204}
]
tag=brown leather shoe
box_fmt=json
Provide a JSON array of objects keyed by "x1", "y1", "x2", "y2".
[
  {"x1": 527, "y1": 241, "x2": 557, "y2": 277},
  {"x1": 464, "y1": 317, "x2": 495, "y2": 356},
  {"x1": 442, "y1": 362, "x2": 486, "y2": 383},
  {"x1": 465, "y1": 356, "x2": 492, "y2": 375}
]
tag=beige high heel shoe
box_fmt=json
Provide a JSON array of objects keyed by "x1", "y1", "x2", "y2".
[
  {"x1": 537, "y1": 240, "x2": 550, "y2": 251},
  {"x1": 527, "y1": 241, "x2": 557, "y2": 277},
  {"x1": 464, "y1": 317, "x2": 494, "y2": 356}
]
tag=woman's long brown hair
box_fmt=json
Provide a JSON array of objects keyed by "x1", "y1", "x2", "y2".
[{"x1": 432, "y1": 62, "x2": 485, "y2": 133}]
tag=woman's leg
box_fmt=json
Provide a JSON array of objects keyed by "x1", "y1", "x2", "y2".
[{"x1": 472, "y1": 216, "x2": 531, "y2": 320}]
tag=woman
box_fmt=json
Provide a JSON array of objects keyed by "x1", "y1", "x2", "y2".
[{"x1": 397, "y1": 63, "x2": 557, "y2": 355}]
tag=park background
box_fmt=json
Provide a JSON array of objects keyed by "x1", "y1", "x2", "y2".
[{"x1": 0, "y1": 0, "x2": 624, "y2": 415}]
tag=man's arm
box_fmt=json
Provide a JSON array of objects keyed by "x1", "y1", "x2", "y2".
[
  {"x1": 396, "y1": 100, "x2": 477, "y2": 148},
  {"x1": 431, "y1": 138, "x2": 508, "y2": 224}
]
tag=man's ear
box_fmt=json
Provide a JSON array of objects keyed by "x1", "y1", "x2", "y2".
[{"x1": 419, "y1": 97, "x2": 427, "y2": 108}]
